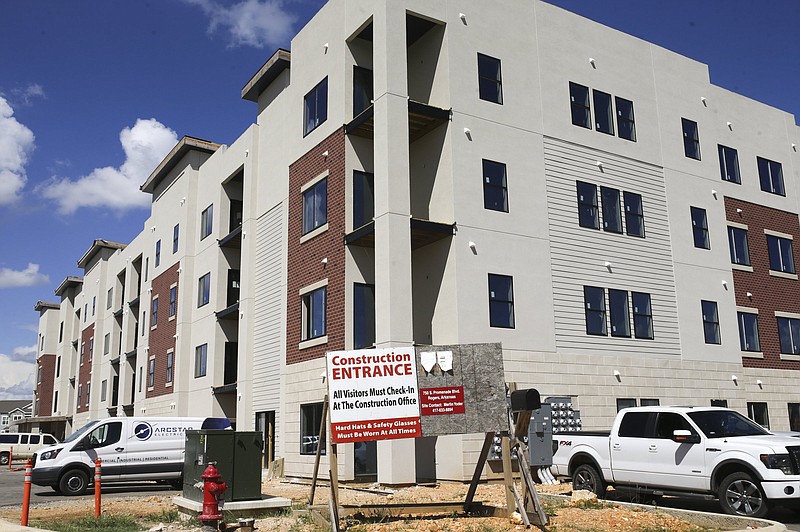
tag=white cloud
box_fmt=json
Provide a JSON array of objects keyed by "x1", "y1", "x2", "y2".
[
  {"x1": 0, "y1": 96, "x2": 35, "y2": 205},
  {"x1": 11, "y1": 344, "x2": 36, "y2": 363},
  {"x1": 11, "y1": 83, "x2": 46, "y2": 105},
  {"x1": 0, "y1": 263, "x2": 49, "y2": 289},
  {"x1": 38, "y1": 118, "x2": 178, "y2": 214},
  {"x1": 184, "y1": 0, "x2": 297, "y2": 48},
  {"x1": 0, "y1": 353, "x2": 34, "y2": 400}
]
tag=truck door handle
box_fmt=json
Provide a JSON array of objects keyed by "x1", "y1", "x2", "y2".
[
  {"x1": 649, "y1": 445, "x2": 657, "y2": 451},
  {"x1": 115, "y1": 447, "x2": 124, "y2": 452}
]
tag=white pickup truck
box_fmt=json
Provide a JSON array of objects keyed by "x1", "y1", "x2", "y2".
[{"x1": 550, "y1": 406, "x2": 800, "y2": 517}]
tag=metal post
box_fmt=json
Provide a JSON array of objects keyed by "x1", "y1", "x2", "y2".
[
  {"x1": 8, "y1": 446, "x2": 13, "y2": 469},
  {"x1": 21, "y1": 459, "x2": 32, "y2": 526},
  {"x1": 94, "y1": 458, "x2": 102, "y2": 518}
]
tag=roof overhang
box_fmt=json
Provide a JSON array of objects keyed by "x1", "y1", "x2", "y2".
[
  {"x1": 77, "y1": 239, "x2": 126, "y2": 269},
  {"x1": 140, "y1": 136, "x2": 220, "y2": 194},
  {"x1": 34, "y1": 301, "x2": 59, "y2": 313},
  {"x1": 54, "y1": 276, "x2": 83, "y2": 297},
  {"x1": 242, "y1": 49, "x2": 291, "y2": 102}
]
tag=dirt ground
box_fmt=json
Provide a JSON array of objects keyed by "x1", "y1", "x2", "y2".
[{"x1": 0, "y1": 478, "x2": 737, "y2": 532}]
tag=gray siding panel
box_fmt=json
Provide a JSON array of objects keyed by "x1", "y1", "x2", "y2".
[
  {"x1": 252, "y1": 204, "x2": 284, "y2": 448},
  {"x1": 544, "y1": 137, "x2": 681, "y2": 357}
]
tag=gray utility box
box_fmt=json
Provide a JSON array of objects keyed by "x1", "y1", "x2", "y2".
[
  {"x1": 183, "y1": 430, "x2": 263, "y2": 502},
  {"x1": 527, "y1": 404, "x2": 553, "y2": 467}
]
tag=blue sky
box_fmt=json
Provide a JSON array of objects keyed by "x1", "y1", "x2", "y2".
[{"x1": 0, "y1": 0, "x2": 797, "y2": 400}]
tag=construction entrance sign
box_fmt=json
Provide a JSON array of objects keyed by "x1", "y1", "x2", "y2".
[{"x1": 326, "y1": 347, "x2": 421, "y2": 443}]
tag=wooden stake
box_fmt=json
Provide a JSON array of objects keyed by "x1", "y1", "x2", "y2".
[{"x1": 464, "y1": 432, "x2": 493, "y2": 511}]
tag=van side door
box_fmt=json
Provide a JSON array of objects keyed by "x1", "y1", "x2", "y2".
[{"x1": 81, "y1": 421, "x2": 126, "y2": 480}]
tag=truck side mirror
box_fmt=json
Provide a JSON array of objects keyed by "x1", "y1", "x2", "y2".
[{"x1": 673, "y1": 430, "x2": 700, "y2": 444}]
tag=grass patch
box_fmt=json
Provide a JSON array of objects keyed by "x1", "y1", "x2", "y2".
[
  {"x1": 143, "y1": 508, "x2": 180, "y2": 523},
  {"x1": 34, "y1": 514, "x2": 141, "y2": 532}
]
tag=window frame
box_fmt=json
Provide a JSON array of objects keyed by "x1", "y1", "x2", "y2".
[
  {"x1": 690, "y1": 207, "x2": 710, "y2": 249},
  {"x1": 194, "y1": 344, "x2": 207, "y2": 378},
  {"x1": 576, "y1": 181, "x2": 599, "y2": 230},
  {"x1": 718, "y1": 145, "x2": 741, "y2": 184},
  {"x1": 300, "y1": 402, "x2": 326, "y2": 456},
  {"x1": 482, "y1": 159, "x2": 509, "y2": 212},
  {"x1": 304, "y1": 77, "x2": 329, "y2": 136},
  {"x1": 569, "y1": 82, "x2": 591, "y2": 129},
  {"x1": 682, "y1": 118, "x2": 701, "y2": 160},
  {"x1": 151, "y1": 296, "x2": 158, "y2": 327},
  {"x1": 593, "y1": 89, "x2": 614, "y2": 135},
  {"x1": 608, "y1": 289, "x2": 630, "y2": 338},
  {"x1": 701, "y1": 300, "x2": 721, "y2": 345},
  {"x1": 155, "y1": 240, "x2": 161, "y2": 267},
  {"x1": 477, "y1": 53, "x2": 503, "y2": 105},
  {"x1": 758, "y1": 156, "x2": 785, "y2": 196},
  {"x1": 488, "y1": 273, "x2": 515, "y2": 328},
  {"x1": 169, "y1": 285, "x2": 177, "y2": 318},
  {"x1": 615, "y1": 96, "x2": 636, "y2": 141},
  {"x1": 584, "y1": 286, "x2": 607, "y2": 336},
  {"x1": 200, "y1": 204, "x2": 213, "y2": 240},
  {"x1": 727, "y1": 226, "x2": 751, "y2": 266},
  {"x1": 632, "y1": 292, "x2": 654, "y2": 340},
  {"x1": 198, "y1": 272, "x2": 211, "y2": 308},
  {"x1": 147, "y1": 358, "x2": 155, "y2": 389},
  {"x1": 173, "y1": 224, "x2": 179, "y2": 253},
  {"x1": 302, "y1": 286, "x2": 327, "y2": 341},
  {"x1": 166, "y1": 350, "x2": 174, "y2": 384},
  {"x1": 737, "y1": 311, "x2": 760, "y2": 352},
  {"x1": 623, "y1": 191, "x2": 645, "y2": 238},
  {"x1": 747, "y1": 402, "x2": 770, "y2": 430},
  {"x1": 302, "y1": 178, "x2": 328, "y2": 235},
  {"x1": 777, "y1": 316, "x2": 800, "y2": 355},
  {"x1": 766, "y1": 234, "x2": 795, "y2": 274},
  {"x1": 353, "y1": 283, "x2": 376, "y2": 349},
  {"x1": 601, "y1": 187, "x2": 623, "y2": 233}
]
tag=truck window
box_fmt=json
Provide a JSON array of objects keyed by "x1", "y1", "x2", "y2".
[
  {"x1": 44, "y1": 435, "x2": 56, "y2": 445},
  {"x1": 20, "y1": 435, "x2": 29, "y2": 444},
  {"x1": 617, "y1": 412, "x2": 653, "y2": 437},
  {"x1": 655, "y1": 413, "x2": 694, "y2": 439},
  {"x1": 87, "y1": 422, "x2": 123, "y2": 448},
  {"x1": 688, "y1": 410, "x2": 770, "y2": 438},
  {"x1": 29, "y1": 435, "x2": 40, "y2": 445},
  {"x1": 0, "y1": 435, "x2": 18, "y2": 444}
]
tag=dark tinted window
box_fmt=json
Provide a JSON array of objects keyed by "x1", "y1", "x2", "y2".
[
  {"x1": 617, "y1": 411, "x2": 652, "y2": 437},
  {"x1": 593, "y1": 90, "x2": 614, "y2": 134},
  {"x1": 616, "y1": 97, "x2": 636, "y2": 141},
  {"x1": 478, "y1": 53, "x2": 503, "y2": 104},
  {"x1": 624, "y1": 191, "x2": 644, "y2": 237},
  {"x1": 718, "y1": 145, "x2": 740, "y2": 184},
  {"x1": 577, "y1": 181, "x2": 598, "y2": 229},
  {"x1": 691, "y1": 207, "x2": 710, "y2": 249},
  {"x1": 682, "y1": 118, "x2": 700, "y2": 160},
  {"x1": 655, "y1": 413, "x2": 694, "y2": 439},
  {"x1": 601, "y1": 187, "x2": 622, "y2": 233},
  {"x1": 304, "y1": 77, "x2": 328, "y2": 136},
  {"x1": 483, "y1": 159, "x2": 508, "y2": 212},
  {"x1": 758, "y1": 157, "x2": 785, "y2": 196},
  {"x1": 584, "y1": 286, "x2": 606, "y2": 335},
  {"x1": 488, "y1": 274, "x2": 515, "y2": 328},
  {"x1": 569, "y1": 82, "x2": 591, "y2": 128},
  {"x1": 0, "y1": 435, "x2": 18, "y2": 444},
  {"x1": 609, "y1": 289, "x2": 630, "y2": 337},
  {"x1": 728, "y1": 227, "x2": 750, "y2": 266},
  {"x1": 767, "y1": 235, "x2": 795, "y2": 273}
]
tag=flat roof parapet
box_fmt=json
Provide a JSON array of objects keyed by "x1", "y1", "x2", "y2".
[
  {"x1": 141, "y1": 136, "x2": 220, "y2": 194},
  {"x1": 242, "y1": 49, "x2": 291, "y2": 102}
]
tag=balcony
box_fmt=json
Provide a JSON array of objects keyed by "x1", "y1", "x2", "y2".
[
  {"x1": 345, "y1": 218, "x2": 455, "y2": 250},
  {"x1": 345, "y1": 100, "x2": 450, "y2": 143},
  {"x1": 215, "y1": 302, "x2": 239, "y2": 321},
  {"x1": 218, "y1": 225, "x2": 242, "y2": 249}
]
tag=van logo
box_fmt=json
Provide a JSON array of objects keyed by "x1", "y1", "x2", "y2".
[{"x1": 134, "y1": 422, "x2": 153, "y2": 441}]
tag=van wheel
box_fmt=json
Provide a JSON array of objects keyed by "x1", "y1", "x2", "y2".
[
  {"x1": 718, "y1": 472, "x2": 769, "y2": 518},
  {"x1": 59, "y1": 469, "x2": 89, "y2": 496},
  {"x1": 572, "y1": 463, "x2": 606, "y2": 498},
  {"x1": 0, "y1": 452, "x2": 9, "y2": 466}
]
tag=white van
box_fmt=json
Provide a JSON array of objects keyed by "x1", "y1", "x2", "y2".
[
  {"x1": 31, "y1": 417, "x2": 230, "y2": 495},
  {"x1": 0, "y1": 433, "x2": 59, "y2": 465}
]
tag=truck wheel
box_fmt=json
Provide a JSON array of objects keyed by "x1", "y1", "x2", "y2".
[
  {"x1": 59, "y1": 469, "x2": 89, "y2": 496},
  {"x1": 0, "y1": 452, "x2": 9, "y2": 466},
  {"x1": 718, "y1": 472, "x2": 769, "y2": 518},
  {"x1": 572, "y1": 463, "x2": 606, "y2": 498}
]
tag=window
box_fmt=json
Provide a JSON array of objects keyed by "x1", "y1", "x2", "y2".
[
  {"x1": 728, "y1": 227, "x2": 750, "y2": 266},
  {"x1": 302, "y1": 178, "x2": 327, "y2": 234},
  {"x1": 718, "y1": 145, "x2": 740, "y2": 184},
  {"x1": 477, "y1": 53, "x2": 502, "y2": 104},
  {"x1": 601, "y1": 187, "x2": 622, "y2": 233},
  {"x1": 56, "y1": 356, "x2": 60, "y2": 378},
  {"x1": 747, "y1": 402, "x2": 770, "y2": 430},
  {"x1": 194, "y1": 344, "x2": 207, "y2": 378},
  {"x1": 640, "y1": 398, "x2": 660, "y2": 407},
  {"x1": 632, "y1": 292, "x2": 654, "y2": 340},
  {"x1": 482, "y1": 159, "x2": 508, "y2": 212},
  {"x1": 682, "y1": 118, "x2": 700, "y2": 160},
  {"x1": 737, "y1": 312, "x2": 760, "y2": 352},
  {"x1": 569, "y1": 82, "x2": 591, "y2": 128},
  {"x1": 77, "y1": 384, "x2": 82, "y2": 407},
  {"x1": 593, "y1": 90, "x2": 614, "y2": 135},
  {"x1": 100, "y1": 380, "x2": 107, "y2": 402},
  {"x1": 106, "y1": 288, "x2": 113, "y2": 310},
  {"x1": 80, "y1": 342, "x2": 85, "y2": 364},
  {"x1": 148, "y1": 358, "x2": 155, "y2": 388},
  {"x1": 302, "y1": 286, "x2": 327, "y2": 340},
  {"x1": 690, "y1": 207, "x2": 710, "y2": 249},
  {"x1": 304, "y1": 77, "x2": 328, "y2": 136},
  {"x1": 609, "y1": 289, "x2": 630, "y2": 337},
  {"x1": 89, "y1": 338, "x2": 94, "y2": 360},
  {"x1": 488, "y1": 274, "x2": 515, "y2": 328},
  {"x1": 353, "y1": 66, "x2": 373, "y2": 117},
  {"x1": 353, "y1": 171, "x2": 374, "y2": 229},
  {"x1": 198, "y1": 273, "x2": 211, "y2": 307},
  {"x1": 710, "y1": 399, "x2": 728, "y2": 408},
  {"x1": 145, "y1": 257, "x2": 149, "y2": 281},
  {"x1": 616, "y1": 398, "x2": 638, "y2": 413},
  {"x1": 151, "y1": 296, "x2": 158, "y2": 326},
  {"x1": 300, "y1": 403, "x2": 326, "y2": 455},
  {"x1": 86, "y1": 422, "x2": 122, "y2": 449},
  {"x1": 169, "y1": 286, "x2": 177, "y2": 317},
  {"x1": 758, "y1": 157, "x2": 785, "y2": 196},
  {"x1": 84, "y1": 303, "x2": 87, "y2": 321},
  {"x1": 354, "y1": 283, "x2": 375, "y2": 349},
  {"x1": 141, "y1": 312, "x2": 146, "y2": 335},
  {"x1": 59, "y1": 321, "x2": 63, "y2": 343},
  {"x1": 655, "y1": 412, "x2": 694, "y2": 439},
  {"x1": 767, "y1": 234, "x2": 795, "y2": 274},
  {"x1": 92, "y1": 296, "x2": 96, "y2": 316},
  {"x1": 701, "y1": 300, "x2": 720, "y2": 344},
  {"x1": 200, "y1": 204, "x2": 213, "y2": 240},
  {"x1": 155, "y1": 240, "x2": 161, "y2": 267},
  {"x1": 615, "y1": 97, "x2": 636, "y2": 141},
  {"x1": 139, "y1": 366, "x2": 143, "y2": 392},
  {"x1": 166, "y1": 351, "x2": 174, "y2": 384},
  {"x1": 584, "y1": 286, "x2": 606, "y2": 335},
  {"x1": 623, "y1": 192, "x2": 644, "y2": 237},
  {"x1": 85, "y1": 382, "x2": 90, "y2": 405},
  {"x1": 53, "y1": 391, "x2": 58, "y2": 413},
  {"x1": 789, "y1": 403, "x2": 800, "y2": 432},
  {"x1": 103, "y1": 333, "x2": 110, "y2": 355},
  {"x1": 173, "y1": 224, "x2": 179, "y2": 253},
  {"x1": 576, "y1": 181, "x2": 599, "y2": 229},
  {"x1": 777, "y1": 316, "x2": 800, "y2": 354}
]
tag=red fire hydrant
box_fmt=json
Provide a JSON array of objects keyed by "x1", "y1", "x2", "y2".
[{"x1": 199, "y1": 463, "x2": 227, "y2": 526}]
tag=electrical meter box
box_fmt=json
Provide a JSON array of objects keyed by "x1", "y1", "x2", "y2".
[
  {"x1": 183, "y1": 430, "x2": 263, "y2": 502},
  {"x1": 527, "y1": 403, "x2": 553, "y2": 466}
]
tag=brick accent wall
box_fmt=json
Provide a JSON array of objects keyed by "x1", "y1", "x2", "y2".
[
  {"x1": 146, "y1": 261, "x2": 179, "y2": 397},
  {"x1": 726, "y1": 197, "x2": 800, "y2": 371},
  {"x1": 286, "y1": 128, "x2": 347, "y2": 365},
  {"x1": 35, "y1": 354, "x2": 55, "y2": 416},
  {"x1": 77, "y1": 324, "x2": 94, "y2": 413}
]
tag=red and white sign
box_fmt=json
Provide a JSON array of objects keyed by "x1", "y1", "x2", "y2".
[
  {"x1": 420, "y1": 386, "x2": 465, "y2": 416},
  {"x1": 326, "y1": 347, "x2": 421, "y2": 443}
]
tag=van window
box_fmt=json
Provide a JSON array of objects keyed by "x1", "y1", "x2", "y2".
[
  {"x1": 44, "y1": 435, "x2": 56, "y2": 445},
  {"x1": 87, "y1": 422, "x2": 122, "y2": 448},
  {"x1": 20, "y1": 435, "x2": 29, "y2": 444},
  {"x1": 29, "y1": 435, "x2": 40, "y2": 445},
  {"x1": 0, "y1": 435, "x2": 18, "y2": 444}
]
